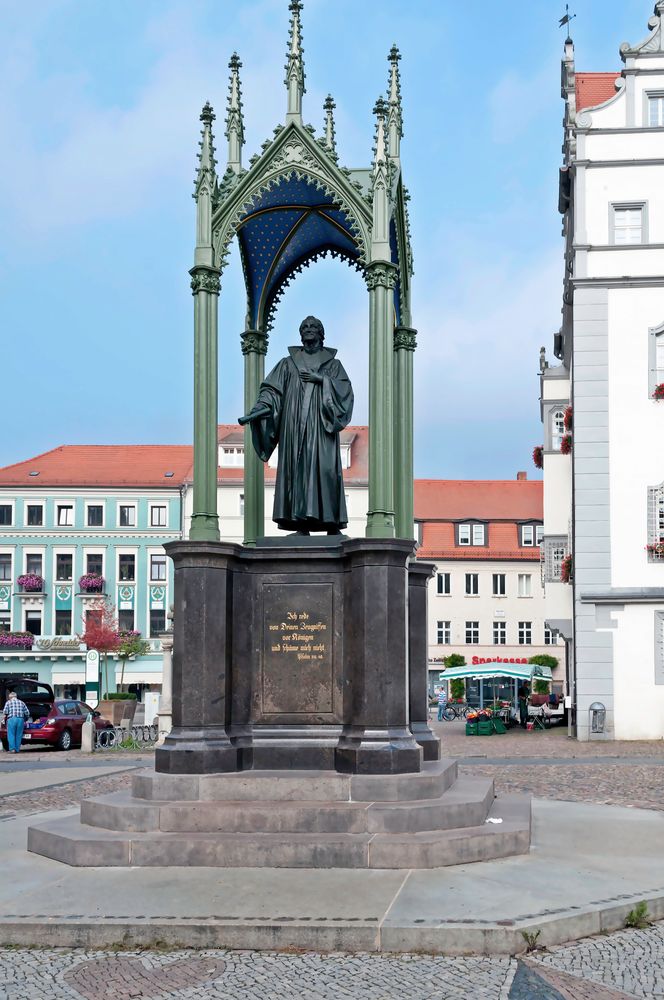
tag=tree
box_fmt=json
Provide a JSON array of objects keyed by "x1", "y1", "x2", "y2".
[
  {"x1": 78, "y1": 600, "x2": 121, "y2": 699},
  {"x1": 528, "y1": 654, "x2": 559, "y2": 695},
  {"x1": 117, "y1": 630, "x2": 151, "y2": 692},
  {"x1": 443, "y1": 654, "x2": 466, "y2": 701}
]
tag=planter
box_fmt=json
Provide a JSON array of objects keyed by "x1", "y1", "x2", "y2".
[
  {"x1": 17, "y1": 574, "x2": 44, "y2": 593},
  {"x1": 0, "y1": 632, "x2": 34, "y2": 650},
  {"x1": 97, "y1": 699, "x2": 137, "y2": 726},
  {"x1": 79, "y1": 574, "x2": 105, "y2": 594}
]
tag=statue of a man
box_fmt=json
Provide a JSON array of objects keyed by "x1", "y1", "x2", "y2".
[{"x1": 239, "y1": 316, "x2": 354, "y2": 534}]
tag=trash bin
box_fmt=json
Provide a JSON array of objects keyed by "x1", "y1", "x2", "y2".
[{"x1": 589, "y1": 701, "x2": 606, "y2": 735}]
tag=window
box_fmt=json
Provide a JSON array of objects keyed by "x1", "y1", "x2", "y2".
[
  {"x1": 611, "y1": 204, "x2": 644, "y2": 245},
  {"x1": 518, "y1": 573, "x2": 532, "y2": 598},
  {"x1": 239, "y1": 493, "x2": 245, "y2": 516},
  {"x1": 649, "y1": 324, "x2": 664, "y2": 397},
  {"x1": 465, "y1": 573, "x2": 479, "y2": 596},
  {"x1": 26, "y1": 505, "x2": 43, "y2": 526},
  {"x1": 86, "y1": 608, "x2": 102, "y2": 629},
  {"x1": 119, "y1": 505, "x2": 136, "y2": 528},
  {"x1": 87, "y1": 505, "x2": 104, "y2": 527},
  {"x1": 0, "y1": 613, "x2": 9, "y2": 633},
  {"x1": 493, "y1": 621, "x2": 506, "y2": 645},
  {"x1": 436, "y1": 620, "x2": 451, "y2": 645},
  {"x1": 543, "y1": 538, "x2": 568, "y2": 581},
  {"x1": 472, "y1": 524, "x2": 485, "y2": 545},
  {"x1": 521, "y1": 525, "x2": 534, "y2": 547},
  {"x1": 465, "y1": 621, "x2": 480, "y2": 644},
  {"x1": 0, "y1": 505, "x2": 12, "y2": 526},
  {"x1": 150, "y1": 609, "x2": 166, "y2": 636},
  {"x1": 551, "y1": 409, "x2": 565, "y2": 450},
  {"x1": 150, "y1": 554, "x2": 167, "y2": 581},
  {"x1": 57, "y1": 504, "x2": 73, "y2": 527},
  {"x1": 118, "y1": 609, "x2": 134, "y2": 631},
  {"x1": 26, "y1": 554, "x2": 42, "y2": 576},
  {"x1": 536, "y1": 525, "x2": 544, "y2": 546},
  {"x1": 55, "y1": 610, "x2": 72, "y2": 635},
  {"x1": 56, "y1": 554, "x2": 73, "y2": 581},
  {"x1": 118, "y1": 555, "x2": 135, "y2": 581},
  {"x1": 25, "y1": 611, "x2": 42, "y2": 637},
  {"x1": 648, "y1": 94, "x2": 664, "y2": 127},
  {"x1": 437, "y1": 572, "x2": 451, "y2": 595},
  {"x1": 458, "y1": 524, "x2": 471, "y2": 546},
  {"x1": 647, "y1": 483, "x2": 664, "y2": 561},
  {"x1": 0, "y1": 555, "x2": 10, "y2": 581},
  {"x1": 518, "y1": 621, "x2": 532, "y2": 645},
  {"x1": 492, "y1": 573, "x2": 506, "y2": 596},
  {"x1": 86, "y1": 553, "x2": 103, "y2": 576},
  {"x1": 219, "y1": 446, "x2": 244, "y2": 467},
  {"x1": 544, "y1": 625, "x2": 557, "y2": 646},
  {"x1": 150, "y1": 505, "x2": 167, "y2": 528}
]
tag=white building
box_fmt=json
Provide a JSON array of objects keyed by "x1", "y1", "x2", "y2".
[{"x1": 551, "y1": 0, "x2": 664, "y2": 739}]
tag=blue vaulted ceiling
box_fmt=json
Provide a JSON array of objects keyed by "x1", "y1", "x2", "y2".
[{"x1": 236, "y1": 175, "x2": 363, "y2": 329}]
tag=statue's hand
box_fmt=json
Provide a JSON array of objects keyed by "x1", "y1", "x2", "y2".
[
  {"x1": 300, "y1": 370, "x2": 323, "y2": 385},
  {"x1": 238, "y1": 414, "x2": 250, "y2": 426},
  {"x1": 239, "y1": 404, "x2": 271, "y2": 425}
]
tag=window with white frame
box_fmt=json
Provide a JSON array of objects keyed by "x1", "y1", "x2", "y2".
[
  {"x1": 0, "y1": 505, "x2": 13, "y2": 527},
  {"x1": 150, "y1": 609, "x2": 166, "y2": 636},
  {"x1": 465, "y1": 621, "x2": 480, "y2": 644},
  {"x1": 648, "y1": 94, "x2": 664, "y2": 127},
  {"x1": 55, "y1": 610, "x2": 72, "y2": 635},
  {"x1": 518, "y1": 573, "x2": 532, "y2": 598},
  {"x1": 543, "y1": 538, "x2": 568, "y2": 582},
  {"x1": 649, "y1": 325, "x2": 664, "y2": 397},
  {"x1": 55, "y1": 553, "x2": 73, "y2": 581},
  {"x1": 458, "y1": 524, "x2": 471, "y2": 546},
  {"x1": 119, "y1": 505, "x2": 136, "y2": 528},
  {"x1": 551, "y1": 409, "x2": 565, "y2": 450},
  {"x1": 437, "y1": 572, "x2": 451, "y2": 595},
  {"x1": 521, "y1": 525, "x2": 534, "y2": 547},
  {"x1": 56, "y1": 504, "x2": 74, "y2": 527},
  {"x1": 86, "y1": 553, "x2": 103, "y2": 577},
  {"x1": 436, "y1": 620, "x2": 451, "y2": 645},
  {"x1": 239, "y1": 493, "x2": 245, "y2": 516},
  {"x1": 150, "y1": 554, "x2": 167, "y2": 581},
  {"x1": 465, "y1": 573, "x2": 479, "y2": 596},
  {"x1": 26, "y1": 504, "x2": 43, "y2": 527},
  {"x1": 0, "y1": 613, "x2": 10, "y2": 633},
  {"x1": 458, "y1": 523, "x2": 485, "y2": 546},
  {"x1": 518, "y1": 621, "x2": 532, "y2": 645},
  {"x1": 611, "y1": 204, "x2": 645, "y2": 245},
  {"x1": 493, "y1": 621, "x2": 506, "y2": 645},
  {"x1": 25, "y1": 610, "x2": 42, "y2": 636},
  {"x1": 118, "y1": 554, "x2": 136, "y2": 581},
  {"x1": 544, "y1": 625, "x2": 557, "y2": 646},
  {"x1": 0, "y1": 554, "x2": 11, "y2": 581},
  {"x1": 118, "y1": 608, "x2": 134, "y2": 631},
  {"x1": 492, "y1": 573, "x2": 506, "y2": 596},
  {"x1": 536, "y1": 524, "x2": 544, "y2": 546},
  {"x1": 472, "y1": 524, "x2": 485, "y2": 545},
  {"x1": 647, "y1": 483, "x2": 664, "y2": 561},
  {"x1": 25, "y1": 553, "x2": 42, "y2": 576},
  {"x1": 87, "y1": 504, "x2": 104, "y2": 527},
  {"x1": 150, "y1": 505, "x2": 167, "y2": 528},
  {"x1": 219, "y1": 446, "x2": 244, "y2": 467}
]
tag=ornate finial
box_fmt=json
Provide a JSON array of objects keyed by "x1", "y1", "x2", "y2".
[
  {"x1": 200, "y1": 102, "x2": 215, "y2": 126},
  {"x1": 387, "y1": 44, "x2": 403, "y2": 156},
  {"x1": 195, "y1": 102, "x2": 218, "y2": 193},
  {"x1": 323, "y1": 95, "x2": 337, "y2": 155},
  {"x1": 226, "y1": 52, "x2": 244, "y2": 173},
  {"x1": 285, "y1": 0, "x2": 305, "y2": 122},
  {"x1": 372, "y1": 96, "x2": 388, "y2": 171}
]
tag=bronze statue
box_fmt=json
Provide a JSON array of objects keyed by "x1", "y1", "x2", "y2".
[{"x1": 239, "y1": 316, "x2": 354, "y2": 534}]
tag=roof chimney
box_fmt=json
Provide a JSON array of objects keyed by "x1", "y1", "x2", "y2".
[{"x1": 516, "y1": 471, "x2": 527, "y2": 481}]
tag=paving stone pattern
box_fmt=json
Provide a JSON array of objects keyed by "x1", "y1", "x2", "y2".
[
  {"x1": 0, "y1": 771, "x2": 133, "y2": 819},
  {"x1": 2, "y1": 933, "x2": 664, "y2": 1000}
]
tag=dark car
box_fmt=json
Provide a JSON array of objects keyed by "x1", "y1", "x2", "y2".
[{"x1": 0, "y1": 679, "x2": 113, "y2": 751}]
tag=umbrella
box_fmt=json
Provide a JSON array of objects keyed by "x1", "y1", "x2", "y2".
[{"x1": 440, "y1": 661, "x2": 553, "y2": 708}]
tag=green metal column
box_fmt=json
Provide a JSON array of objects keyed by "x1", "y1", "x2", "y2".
[
  {"x1": 393, "y1": 326, "x2": 416, "y2": 540},
  {"x1": 366, "y1": 261, "x2": 398, "y2": 539},
  {"x1": 241, "y1": 329, "x2": 268, "y2": 546},
  {"x1": 189, "y1": 266, "x2": 221, "y2": 542}
]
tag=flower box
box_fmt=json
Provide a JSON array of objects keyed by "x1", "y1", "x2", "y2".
[
  {"x1": 16, "y1": 573, "x2": 44, "y2": 593},
  {"x1": 0, "y1": 631, "x2": 34, "y2": 649},
  {"x1": 79, "y1": 573, "x2": 105, "y2": 593}
]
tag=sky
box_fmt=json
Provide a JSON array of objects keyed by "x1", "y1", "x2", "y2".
[{"x1": 0, "y1": 0, "x2": 651, "y2": 478}]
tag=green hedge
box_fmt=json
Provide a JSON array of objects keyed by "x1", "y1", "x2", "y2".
[{"x1": 103, "y1": 692, "x2": 137, "y2": 700}]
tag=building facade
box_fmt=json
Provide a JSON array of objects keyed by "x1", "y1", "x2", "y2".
[
  {"x1": 550, "y1": 0, "x2": 664, "y2": 739},
  {"x1": 415, "y1": 477, "x2": 563, "y2": 703}
]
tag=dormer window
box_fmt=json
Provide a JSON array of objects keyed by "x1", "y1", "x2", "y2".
[
  {"x1": 219, "y1": 446, "x2": 244, "y2": 468},
  {"x1": 457, "y1": 523, "x2": 486, "y2": 546},
  {"x1": 340, "y1": 442, "x2": 351, "y2": 469}
]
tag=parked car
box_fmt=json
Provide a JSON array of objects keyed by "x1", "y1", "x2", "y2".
[{"x1": 0, "y1": 679, "x2": 113, "y2": 750}]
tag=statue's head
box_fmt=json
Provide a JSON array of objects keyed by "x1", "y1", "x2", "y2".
[{"x1": 299, "y1": 315, "x2": 325, "y2": 351}]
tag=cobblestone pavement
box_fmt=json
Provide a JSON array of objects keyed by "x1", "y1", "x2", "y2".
[
  {"x1": 0, "y1": 769, "x2": 133, "y2": 818},
  {"x1": 2, "y1": 927, "x2": 664, "y2": 1000}
]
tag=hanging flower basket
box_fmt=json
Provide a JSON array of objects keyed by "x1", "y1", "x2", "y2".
[
  {"x1": 560, "y1": 434, "x2": 572, "y2": 455},
  {"x1": 563, "y1": 405, "x2": 573, "y2": 431},
  {"x1": 79, "y1": 573, "x2": 105, "y2": 593},
  {"x1": 532, "y1": 446, "x2": 543, "y2": 469},
  {"x1": 17, "y1": 573, "x2": 44, "y2": 592},
  {"x1": 561, "y1": 554, "x2": 573, "y2": 584},
  {"x1": 0, "y1": 631, "x2": 34, "y2": 649},
  {"x1": 653, "y1": 384, "x2": 664, "y2": 401}
]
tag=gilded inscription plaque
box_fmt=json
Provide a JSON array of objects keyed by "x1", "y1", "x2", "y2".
[{"x1": 262, "y1": 582, "x2": 333, "y2": 715}]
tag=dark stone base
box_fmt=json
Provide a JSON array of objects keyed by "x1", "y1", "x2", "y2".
[
  {"x1": 335, "y1": 739, "x2": 423, "y2": 775},
  {"x1": 256, "y1": 534, "x2": 348, "y2": 548},
  {"x1": 155, "y1": 730, "x2": 242, "y2": 775},
  {"x1": 411, "y1": 722, "x2": 442, "y2": 762}
]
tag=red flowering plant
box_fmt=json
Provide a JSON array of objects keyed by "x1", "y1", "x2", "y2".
[
  {"x1": 78, "y1": 573, "x2": 105, "y2": 593},
  {"x1": 560, "y1": 434, "x2": 572, "y2": 455},
  {"x1": 653, "y1": 384, "x2": 664, "y2": 401},
  {"x1": 563, "y1": 406, "x2": 573, "y2": 431},
  {"x1": 561, "y1": 554, "x2": 573, "y2": 584},
  {"x1": 532, "y1": 446, "x2": 543, "y2": 469},
  {"x1": 646, "y1": 542, "x2": 664, "y2": 559},
  {"x1": 17, "y1": 573, "x2": 44, "y2": 592}
]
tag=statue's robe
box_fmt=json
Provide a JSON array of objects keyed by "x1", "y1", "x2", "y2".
[{"x1": 247, "y1": 346, "x2": 354, "y2": 531}]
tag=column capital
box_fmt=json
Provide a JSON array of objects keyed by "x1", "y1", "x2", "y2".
[
  {"x1": 394, "y1": 326, "x2": 417, "y2": 352},
  {"x1": 364, "y1": 260, "x2": 398, "y2": 291},
  {"x1": 241, "y1": 329, "x2": 269, "y2": 355},
  {"x1": 189, "y1": 265, "x2": 221, "y2": 295}
]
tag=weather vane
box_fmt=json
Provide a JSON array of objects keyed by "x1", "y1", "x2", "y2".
[{"x1": 559, "y1": 4, "x2": 576, "y2": 30}]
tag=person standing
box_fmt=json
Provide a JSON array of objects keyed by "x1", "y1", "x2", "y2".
[
  {"x1": 1, "y1": 691, "x2": 30, "y2": 753},
  {"x1": 517, "y1": 683, "x2": 530, "y2": 729},
  {"x1": 437, "y1": 688, "x2": 448, "y2": 722}
]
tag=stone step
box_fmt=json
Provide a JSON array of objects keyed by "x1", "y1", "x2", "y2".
[
  {"x1": 28, "y1": 795, "x2": 530, "y2": 870},
  {"x1": 80, "y1": 776, "x2": 494, "y2": 836},
  {"x1": 132, "y1": 758, "x2": 459, "y2": 804}
]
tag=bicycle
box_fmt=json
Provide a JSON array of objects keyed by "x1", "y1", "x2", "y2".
[{"x1": 441, "y1": 703, "x2": 470, "y2": 721}]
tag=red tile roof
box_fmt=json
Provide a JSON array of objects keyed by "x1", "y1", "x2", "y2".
[
  {"x1": 576, "y1": 73, "x2": 621, "y2": 112},
  {"x1": 0, "y1": 445, "x2": 193, "y2": 488},
  {"x1": 417, "y1": 522, "x2": 540, "y2": 562}
]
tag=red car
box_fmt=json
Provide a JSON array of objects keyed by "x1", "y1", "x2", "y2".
[{"x1": 0, "y1": 680, "x2": 113, "y2": 751}]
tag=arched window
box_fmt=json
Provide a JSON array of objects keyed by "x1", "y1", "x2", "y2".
[{"x1": 551, "y1": 410, "x2": 565, "y2": 451}]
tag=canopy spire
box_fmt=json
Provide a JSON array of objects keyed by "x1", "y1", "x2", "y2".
[
  {"x1": 285, "y1": 0, "x2": 305, "y2": 122},
  {"x1": 193, "y1": 103, "x2": 218, "y2": 266},
  {"x1": 371, "y1": 97, "x2": 390, "y2": 260},
  {"x1": 225, "y1": 53, "x2": 244, "y2": 173},
  {"x1": 323, "y1": 95, "x2": 337, "y2": 155},
  {"x1": 387, "y1": 44, "x2": 403, "y2": 158}
]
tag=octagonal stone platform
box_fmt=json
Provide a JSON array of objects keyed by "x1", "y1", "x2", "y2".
[{"x1": 27, "y1": 759, "x2": 531, "y2": 869}]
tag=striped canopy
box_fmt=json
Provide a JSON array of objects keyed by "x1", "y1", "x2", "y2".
[{"x1": 439, "y1": 661, "x2": 553, "y2": 682}]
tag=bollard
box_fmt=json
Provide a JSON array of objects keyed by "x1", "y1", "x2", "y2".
[{"x1": 81, "y1": 718, "x2": 95, "y2": 753}]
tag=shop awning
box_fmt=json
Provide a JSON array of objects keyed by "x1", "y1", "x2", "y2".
[{"x1": 440, "y1": 661, "x2": 553, "y2": 682}]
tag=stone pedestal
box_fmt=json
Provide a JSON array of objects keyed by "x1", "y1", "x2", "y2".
[
  {"x1": 156, "y1": 632, "x2": 173, "y2": 746},
  {"x1": 407, "y1": 560, "x2": 441, "y2": 762},
  {"x1": 156, "y1": 538, "x2": 424, "y2": 775}
]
